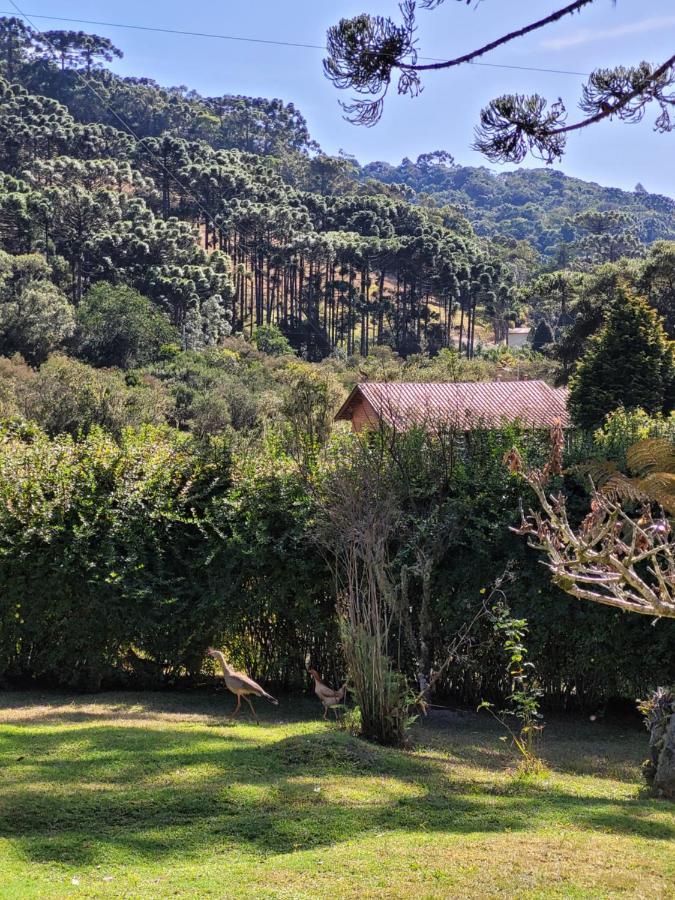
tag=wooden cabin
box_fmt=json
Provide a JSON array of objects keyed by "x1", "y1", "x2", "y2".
[{"x1": 335, "y1": 381, "x2": 570, "y2": 432}]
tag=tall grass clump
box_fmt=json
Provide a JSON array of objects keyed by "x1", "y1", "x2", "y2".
[{"x1": 317, "y1": 433, "x2": 413, "y2": 746}]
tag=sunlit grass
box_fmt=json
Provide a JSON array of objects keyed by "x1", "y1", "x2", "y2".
[{"x1": 1, "y1": 692, "x2": 673, "y2": 898}]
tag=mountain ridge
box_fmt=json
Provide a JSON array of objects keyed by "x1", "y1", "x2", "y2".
[{"x1": 361, "y1": 157, "x2": 675, "y2": 257}]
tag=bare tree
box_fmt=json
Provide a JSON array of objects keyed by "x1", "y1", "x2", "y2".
[{"x1": 506, "y1": 425, "x2": 675, "y2": 619}]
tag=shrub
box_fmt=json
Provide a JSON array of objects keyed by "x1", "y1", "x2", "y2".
[
  {"x1": 76, "y1": 283, "x2": 177, "y2": 369},
  {"x1": 23, "y1": 355, "x2": 169, "y2": 437},
  {"x1": 0, "y1": 425, "x2": 233, "y2": 689},
  {"x1": 531, "y1": 319, "x2": 554, "y2": 353},
  {"x1": 253, "y1": 323, "x2": 292, "y2": 356},
  {"x1": 0, "y1": 410, "x2": 671, "y2": 704},
  {"x1": 0, "y1": 276, "x2": 75, "y2": 364},
  {"x1": 217, "y1": 448, "x2": 336, "y2": 686}
]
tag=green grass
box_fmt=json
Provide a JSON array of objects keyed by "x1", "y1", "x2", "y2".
[{"x1": 1, "y1": 692, "x2": 673, "y2": 898}]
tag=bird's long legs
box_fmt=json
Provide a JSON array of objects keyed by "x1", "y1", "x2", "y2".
[
  {"x1": 244, "y1": 695, "x2": 259, "y2": 723},
  {"x1": 232, "y1": 694, "x2": 241, "y2": 718}
]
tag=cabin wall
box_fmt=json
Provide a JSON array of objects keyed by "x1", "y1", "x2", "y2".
[{"x1": 350, "y1": 397, "x2": 380, "y2": 432}]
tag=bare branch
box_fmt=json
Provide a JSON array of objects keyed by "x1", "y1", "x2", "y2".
[
  {"x1": 324, "y1": 0, "x2": 673, "y2": 162},
  {"x1": 324, "y1": 1, "x2": 597, "y2": 126},
  {"x1": 508, "y1": 429, "x2": 675, "y2": 619},
  {"x1": 406, "y1": 1, "x2": 596, "y2": 73}
]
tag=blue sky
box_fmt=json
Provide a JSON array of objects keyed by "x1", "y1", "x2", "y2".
[{"x1": 11, "y1": 1, "x2": 675, "y2": 197}]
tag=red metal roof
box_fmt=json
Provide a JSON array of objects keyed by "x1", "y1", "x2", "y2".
[{"x1": 335, "y1": 381, "x2": 570, "y2": 430}]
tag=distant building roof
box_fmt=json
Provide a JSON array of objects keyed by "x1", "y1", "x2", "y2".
[
  {"x1": 335, "y1": 380, "x2": 570, "y2": 431},
  {"x1": 508, "y1": 327, "x2": 531, "y2": 335}
]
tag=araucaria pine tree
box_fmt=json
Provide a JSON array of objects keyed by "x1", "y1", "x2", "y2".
[
  {"x1": 569, "y1": 284, "x2": 674, "y2": 429},
  {"x1": 531, "y1": 319, "x2": 554, "y2": 353}
]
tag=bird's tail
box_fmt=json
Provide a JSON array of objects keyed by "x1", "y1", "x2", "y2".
[{"x1": 261, "y1": 691, "x2": 279, "y2": 705}]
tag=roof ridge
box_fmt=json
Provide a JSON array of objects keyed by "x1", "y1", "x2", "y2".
[{"x1": 359, "y1": 379, "x2": 557, "y2": 389}]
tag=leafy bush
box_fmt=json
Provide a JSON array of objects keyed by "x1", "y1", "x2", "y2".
[
  {"x1": 531, "y1": 320, "x2": 553, "y2": 353},
  {"x1": 76, "y1": 283, "x2": 177, "y2": 369},
  {"x1": 217, "y1": 447, "x2": 336, "y2": 685},
  {"x1": 253, "y1": 324, "x2": 292, "y2": 357},
  {"x1": 0, "y1": 252, "x2": 74, "y2": 364},
  {"x1": 0, "y1": 424, "x2": 233, "y2": 689},
  {"x1": 0, "y1": 408, "x2": 672, "y2": 704},
  {"x1": 0, "y1": 424, "x2": 336, "y2": 691},
  {"x1": 23, "y1": 355, "x2": 169, "y2": 437}
]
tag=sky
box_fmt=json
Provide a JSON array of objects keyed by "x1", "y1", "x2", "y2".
[{"x1": 8, "y1": 0, "x2": 675, "y2": 197}]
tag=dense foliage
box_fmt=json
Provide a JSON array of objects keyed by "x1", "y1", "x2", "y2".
[
  {"x1": 1, "y1": 403, "x2": 673, "y2": 705},
  {"x1": 569, "y1": 286, "x2": 675, "y2": 428},
  {"x1": 0, "y1": 17, "x2": 671, "y2": 366},
  {"x1": 0, "y1": 423, "x2": 335, "y2": 691},
  {"x1": 363, "y1": 156, "x2": 675, "y2": 260}
]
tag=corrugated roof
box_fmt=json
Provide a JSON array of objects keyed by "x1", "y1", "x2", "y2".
[{"x1": 335, "y1": 381, "x2": 569, "y2": 430}]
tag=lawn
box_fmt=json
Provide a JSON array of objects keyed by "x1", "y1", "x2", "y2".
[{"x1": 0, "y1": 692, "x2": 673, "y2": 899}]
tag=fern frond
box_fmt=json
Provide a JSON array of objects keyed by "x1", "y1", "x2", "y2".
[
  {"x1": 627, "y1": 438, "x2": 675, "y2": 476},
  {"x1": 570, "y1": 460, "x2": 618, "y2": 486},
  {"x1": 600, "y1": 472, "x2": 645, "y2": 504},
  {"x1": 635, "y1": 473, "x2": 675, "y2": 514}
]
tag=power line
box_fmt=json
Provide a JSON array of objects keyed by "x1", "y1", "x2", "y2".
[
  {"x1": 7, "y1": 2, "x2": 253, "y2": 265},
  {"x1": 464, "y1": 60, "x2": 589, "y2": 77},
  {"x1": 1, "y1": 11, "x2": 327, "y2": 51},
  {"x1": 0, "y1": 10, "x2": 591, "y2": 78},
  {"x1": 7, "y1": 1, "x2": 336, "y2": 342}
]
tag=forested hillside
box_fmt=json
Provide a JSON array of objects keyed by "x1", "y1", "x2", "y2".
[
  {"x1": 1, "y1": 14, "x2": 672, "y2": 374},
  {"x1": 363, "y1": 156, "x2": 675, "y2": 259},
  {"x1": 0, "y1": 19, "x2": 515, "y2": 363}
]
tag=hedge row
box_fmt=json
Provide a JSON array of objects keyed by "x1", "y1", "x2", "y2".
[{"x1": 0, "y1": 420, "x2": 672, "y2": 705}]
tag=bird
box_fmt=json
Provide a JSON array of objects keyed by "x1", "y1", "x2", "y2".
[
  {"x1": 207, "y1": 648, "x2": 278, "y2": 722},
  {"x1": 308, "y1": 668, "x2": 348, "y2": 719}
]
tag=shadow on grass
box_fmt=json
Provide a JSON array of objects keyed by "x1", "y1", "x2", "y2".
[
  {"x1": 0, "y1": 690, "x2": 327, "y2": 731},
  {"x1": 417, "y1": 709, "x2": 650, "y2": 783},
  {"x1": 1, "y1": 700, "x2": 673, "y2": 868}
]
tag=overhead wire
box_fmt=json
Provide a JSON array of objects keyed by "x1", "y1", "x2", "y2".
[
  {"x1": 3, "y1": 2, "x2": 592, "y2": 344},
  {"x1": 6, "y1": 1, "x2": 266, "y2": 257},
  {"x1": 0, "y1": 10, "x2": 592, "y2": 78},
  {"x1": 8, "y1": 2, "x2": 245, "y2": 226},
  {"x1": 6, "y1": 1, "x2": 339, "y2": 342}
]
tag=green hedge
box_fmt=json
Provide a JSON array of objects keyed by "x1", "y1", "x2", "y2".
[
  {"x1": 0, "y1": 420, "x2": 672, "y2": 704},
  {"x1": 0, "y1": 423, "x2": 334, "y2": 690}
]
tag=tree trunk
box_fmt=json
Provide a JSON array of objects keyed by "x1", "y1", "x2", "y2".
[
  {"x1": 654, "y1": 715, "x2": 675, "y2": 799},
  {"x1": 644, "y1": 688, "x2": 675, "y2": 800}
]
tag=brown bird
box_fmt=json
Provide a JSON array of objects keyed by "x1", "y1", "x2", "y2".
[
  {"x1": 207, "y1": 649, "x2": 278, "y2": 722},
  {"x1": 308, "y1": 668, "x2": 347, "y2": 719}
]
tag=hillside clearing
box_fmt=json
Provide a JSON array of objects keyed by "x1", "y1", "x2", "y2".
[{"x1": 0, "y1": 692, "x2": 673, "y2": 899}]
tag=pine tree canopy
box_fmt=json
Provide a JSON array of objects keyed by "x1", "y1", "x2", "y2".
[{"x1": 569, "y1": 284, "x2": 675, "y2": 429}]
